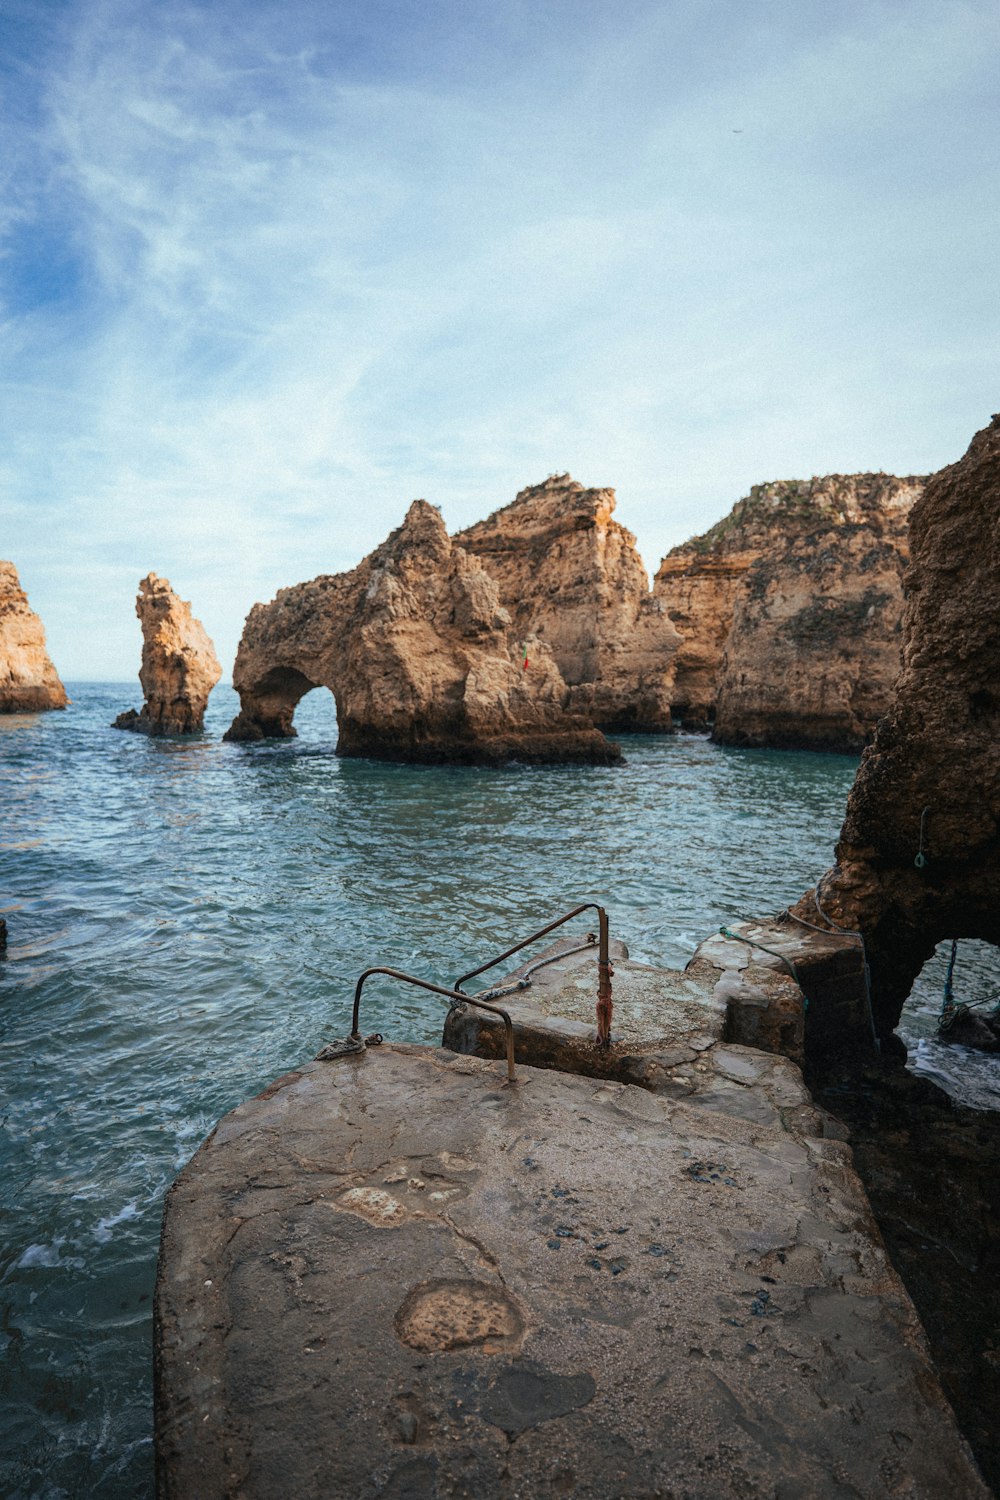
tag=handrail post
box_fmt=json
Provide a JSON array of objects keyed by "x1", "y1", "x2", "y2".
[
  {"x1": 596, "y1": 906, "x2": 613, "y2": 1047},
  {"x1": 453, "y1": 900, "x2": 614, "y2": 1049}
]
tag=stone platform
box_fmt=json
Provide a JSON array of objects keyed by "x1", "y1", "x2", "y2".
[
  {"x1": 443, "y1": 936, "x2": 814, "y2": 1131},
  {"x1": 155, "y1": 1037, "x2": 986, "y2": 1497}
]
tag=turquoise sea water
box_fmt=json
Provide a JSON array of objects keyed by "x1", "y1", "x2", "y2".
[{"x1": 1, "y1": 683, "x2": 996, "y2": 1497}]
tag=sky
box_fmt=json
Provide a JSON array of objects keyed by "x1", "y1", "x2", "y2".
[{"x1": 2, "y1": 0, "x2": 998, "y2": 680}]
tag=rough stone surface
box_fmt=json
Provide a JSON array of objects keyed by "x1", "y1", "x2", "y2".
[
  {"x1": 792, "y1": 417, "x2": 1000, "y2": 1037},
  {"x1": 226, "y1": 500, "x2": 619, "y2": 765},
  {"x1": 654, "y1": 474, "x2": 922, "y2": 742},
  {"x1": 443, "y1": 935, "x2": 810, "y2": 1115},
  {"x1": 155, "y1": 1044, "x2": 987, "y2": 1499},
  {"x1": 0, "y1": 561, "x2": 67, "y2": 713},
  {"x1": 691, "y1": 918, "x2": 877, "y2": 1075},
  {"x1": 456, "y1": 475, "x2": 681, "y2": 732},
  {"x1": 113, "y1": 574, "x2": 221, "y2": 736}
]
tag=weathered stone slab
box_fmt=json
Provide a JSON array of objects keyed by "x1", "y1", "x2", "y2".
[
  {"x1": 443, "y1": 936, "x2": 810, "y2": 1128},
  {"x1": 692, "y1": 916, "x2": 876, "y2": 1072},
  {"x1": 156, "y1": 1044, "x2": 987, "y2": 1498}
]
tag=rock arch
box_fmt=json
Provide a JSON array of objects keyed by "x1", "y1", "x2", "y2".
[
  {"x1": 792, "y1": 416, "x2": 1000, "y2": 1041},
  {"x1": 224, "y1": 501, "x2": 619, "y2": 765},
  {"x1": 225, "y1": 664, "x2": 325, "y2": 742}
]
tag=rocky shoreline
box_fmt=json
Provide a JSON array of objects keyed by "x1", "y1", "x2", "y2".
[{"x1": 0, "y1": 464, "x2": 938, "y2": 761}]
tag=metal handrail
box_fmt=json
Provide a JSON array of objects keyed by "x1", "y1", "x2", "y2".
[
  {"x1": 454, "y1": 902, "x2": 614, "y2": 1047},
  {"x1": 351, "y1": 966, "x2": 517, "y2": 1082}
]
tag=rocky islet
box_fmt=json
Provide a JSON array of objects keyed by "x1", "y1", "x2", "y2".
[
  {"x1": 0, "y1": 561, "x2": 67, "y2": 713},
  {"x1": 113, "y1": 573, "x2": 222, "y2": 736},
  {"x1": 5, "y1": 468, "x2": 929, "y2": 759},
  {"x1": 456, "y1": 474, "x2": 681, "y2": 733},
  {"x1": 224, "y1": 499, "x2": 620, "y2": 764}
]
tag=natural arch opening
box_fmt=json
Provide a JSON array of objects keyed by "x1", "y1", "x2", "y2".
[
  {"x1": 899, "y1": 938, "x2": 1000, "y2": 1109},
  {"x1": 223, "y1": 666, "x2": 323, "y2": 742},
  {"x1": 284, "y1": 683, "x2": 339, "y2": 746}
]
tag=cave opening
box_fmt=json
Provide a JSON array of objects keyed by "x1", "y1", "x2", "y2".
[{"x1": 899, "y1": 937, "x2": 1000, "y2": 1111}]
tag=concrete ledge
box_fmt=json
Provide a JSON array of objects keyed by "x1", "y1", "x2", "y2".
[{"x1": 692, "y1": 916, "x2": 877, "y2": 1073}]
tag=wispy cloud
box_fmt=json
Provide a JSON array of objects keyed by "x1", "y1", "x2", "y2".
[{"x1": 2, "y1": 0, "x2": 998, "y2": 675}]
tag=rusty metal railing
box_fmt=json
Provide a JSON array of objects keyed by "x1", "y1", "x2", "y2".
[
  {"x1": 454, "y1": 902, "x2": 614, "y2": 1048},
  {"x1": 319, "y1": 903, "x2": 614, "y2": 1084},
  {"x1": 348, "y1": 967, "x2": 517, "y2": 1082}
]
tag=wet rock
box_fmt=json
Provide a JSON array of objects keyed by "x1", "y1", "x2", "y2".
[
  {"x1": 938, "y1": 1005, "x2": 1000, "y2": 1052},
  {"x1": 456, "y1": 475, "x2": 681, "y2": 732},
  {"x1": 444, "y1": 936, "x2": 827, "y2": 1134},
  {"x1": 113, "y1": 574, "x2": 221, "y2": 735},
  {"x1": 0, "y1": 561, "x2": 67, "y2": 713},
  {"x1": 792, "y1": 416, "x2": 1000, "y2": 1037},
  {"x1": 226, "y1": 500, "x2": 620, "y2": 765},
  {"x1": 692, "y1": 918, "x2": 876, "y2": 1073},
  {"x1": 155, "y1": 1045, "x2": 987, "y2": 1498},
  {"x1": 655, "y1": 473, "x2": 922, "y2": 743}
]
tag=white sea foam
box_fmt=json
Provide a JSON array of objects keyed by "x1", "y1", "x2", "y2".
[
  {"x1": 93, "y1": 1202, "x2": 140, "y2": 1244},
  {"x1": 17, "y1": 1239, "x2": 67, "y2": 1268}
]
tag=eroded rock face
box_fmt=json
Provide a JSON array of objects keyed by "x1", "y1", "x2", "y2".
[
  {"x1": 792, "y1": 418, "x2": 1000, "y2": 1037},
  {"x1": 226, "y1": 500, "x2": 619, "y2": 765},
  {"x1": 456, "y1": 476, "x2": 681, "y2": 732},
  {"x1": 655, "y1": 475, "x2": 923, "y2": 742},
  {"x1": 0, "y1": 562, "x2": 67, "y2": 712},
  {"x1": 113, "y1": 574, "x2": 221, "y2": 736}
]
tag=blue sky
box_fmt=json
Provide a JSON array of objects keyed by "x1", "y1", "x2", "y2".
[{"x1": 2, "y1": 0, "x2": 998, "y2": 679}]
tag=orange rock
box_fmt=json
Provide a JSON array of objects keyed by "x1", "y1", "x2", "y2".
[
  {"x1": 113, "y1": 574, "x2": 221, "y2": 735},
  {"x1": 793, "y1": 417, "x2": 1000, "y2": 1036},
  {"x1": 225, "y1": 500, "x2": 620, "y2": 765},
  {"x1": 0, "y1": 561, "x2": 67, "y2": 712},
  {"x1": 457, "y1": 476, "x2": 680, "y2": 732},
  {"x1": 656, "y1": 474, "x2": 924, "y2": 747}
]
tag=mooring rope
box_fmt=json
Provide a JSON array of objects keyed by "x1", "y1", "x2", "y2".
[{"x1": 718, "y1": 926, "x2": 807, "y2": 1004}]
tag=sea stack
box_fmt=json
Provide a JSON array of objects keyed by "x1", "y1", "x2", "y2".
[
  {"x1": 113, "y1": 574, "x2": 222, "y2": 736},
  {"x1": 792, "y1": 416, "x2": 1000, "y2": 1037},
  {"x1": 655, "y1": 473, "x2": 923, "y2": 744},
  {"x1": 226, "y1": 500, "x2": 620, "y2": 765},
  {"x1": 456, "y1": 475, "x2": 681, "y2": 733},
  {"x1": 0, "y1": 561, "x2": 68, "y2": 712}
]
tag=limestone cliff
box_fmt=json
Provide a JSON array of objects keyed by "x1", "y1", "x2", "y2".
[
  {"x1": 225, "y1": 501, "x2": 619, "y2": 765},
  {"x1": 656, "y1": 474, "x2": 923, "y2": 745},
  {"x1": 113, "y1": 574, "x2": 221, "y2": 735},
  {"x1": 0, "y1": 562, "x2": 67, "y2": 712},
  {"x1": 456, "y1": 475, "x2": 680, "y2": 732},
  {"x1": 792, "y1": 417, "x2": 1000, "y2": 1038}
]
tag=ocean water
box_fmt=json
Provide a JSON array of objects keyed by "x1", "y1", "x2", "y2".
[{"x1": 1, "y1": 683, "x2": 996, "y2": 1497}]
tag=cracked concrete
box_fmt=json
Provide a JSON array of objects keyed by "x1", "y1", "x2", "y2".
[{"x1": 155, "y1": 1042, "x2": 986, "y2": 1498}]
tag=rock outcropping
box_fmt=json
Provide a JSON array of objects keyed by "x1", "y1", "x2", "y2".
[
  {"x1": 113, "y1": 574, "x2": 221, "y2": 736},
  {"x1": 457, "y1": 476, "x2": 680, "y2": 732},
  {"x1": 792, "y1": 417, "x2": 1000, "y2": 1038},
  {"x1": 226, "y1": 501, "x2": 619, "y2": 765},
  {"x1": 0, "y1": 562, "x2": 67, "y2": 712},
  {"x1": 655, "y1": 475, "x2": 923, "y2": 744}
]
